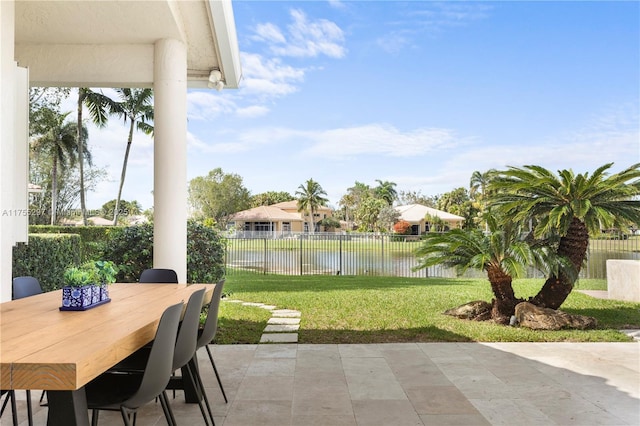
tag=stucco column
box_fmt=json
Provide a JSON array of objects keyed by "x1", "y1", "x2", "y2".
[
  {"x1": 0, "y1": 0, "x2": 15, "y2": 302},
  {"x1": 153, "y1": 39, "x2": 187, "y2": 282}
]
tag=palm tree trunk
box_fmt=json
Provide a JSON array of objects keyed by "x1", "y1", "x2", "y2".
[
  {"x1": 50, "y1": 157, "x2": 58, "y2": 225},
  {"x1": 113, "y1": 119, "x2": 135, "y2": 225},
  {"x1": 487, "y1": 267, "x2": 522, "y2": 324},
  {"x1": 77, "y1": 91, "x2": 88, "y2": 226},
  {"x1": 529, "y1": 218, "x2": 589, "y2": 309}
]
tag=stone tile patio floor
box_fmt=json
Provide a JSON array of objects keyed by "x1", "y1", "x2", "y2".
[{"x1": 10, "y1": 295, "x2": 640, "y2": 425}]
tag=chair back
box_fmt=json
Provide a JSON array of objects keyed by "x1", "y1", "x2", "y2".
[
  {"x1": 139, "y1": 268, "x2": 178, "y2": 283},
  {"x1": 123, "y1": 301, "x2": 184, "y2": 409},
  {"x1": 12, "y1": 276, "x2": 43, "y2": 299},
  {"x1": 173, "y1": 288, "x2": 206, "y2": 370},
  {"x1": 197, "y1": 279, "x2": 225, "y2": 349}
]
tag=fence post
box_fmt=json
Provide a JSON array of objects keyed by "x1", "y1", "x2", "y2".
[
  {"x1": 263, "y1": 238, "x2": 267, "y2": 275},
  {"x1": 339, "y1": 234, "x2": 343, "y2": 275}
]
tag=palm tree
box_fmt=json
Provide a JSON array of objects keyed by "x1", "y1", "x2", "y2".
[
  {"x1": 413, "y1": 215, "x2": 559, "y2": 323},
  {"x1": 295, "y1": 179, "x2": 328, "y2": 233},
  {"x1": 470, "y1": 169, "x2": 497, "y2": 231},
  {"x1": 76, "y1": 88, "x2": 121, "y2": 225},
  {"x1": 31, "y1": 109, "x2": 88, "y2": 224},
  {"x1": 112, "y1": 88, "x2": 154, "y2": 225},
  {"x1": 374, "y1": 179, "x2": 398, "y2": 206},
  {"x1": 489, "y1": 163, "x2": 640, "y2": 309}
]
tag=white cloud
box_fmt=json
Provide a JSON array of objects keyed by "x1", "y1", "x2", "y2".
[
  {"x1": 301, "y1": 124, "x2": 464, "y2": 159},
  {"x1": 251, "y1": 9, "x2": 347, "y2": 59}
]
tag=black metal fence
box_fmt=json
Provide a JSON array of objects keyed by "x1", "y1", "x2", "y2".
[{"x1": 224, "y1": 232, "x2": 640, "y2": 280}]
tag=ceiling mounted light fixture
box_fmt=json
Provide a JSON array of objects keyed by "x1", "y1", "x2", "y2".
[{"x1": 208, "y1": 70, "x2": 225, "y2": 91}]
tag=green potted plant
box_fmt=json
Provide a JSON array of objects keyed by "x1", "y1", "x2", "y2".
[
  {"x1": 61, "y1": 261, "x2": 118, "y2": 310},
  {"x1": 92, "y1": 260, "x2": 118, "y2": 301}
]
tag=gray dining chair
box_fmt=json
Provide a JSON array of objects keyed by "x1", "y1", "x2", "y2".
[
  {"x1": 196, "y1": 279, "x2": 227, "y2": 403},
  {"x1": 164, "y1": 288, "x2": 212, "y2": 425},
  {"x1": 85, "y1": 301, "x2": 184, "y2": 426},
  {"x1": 12, "y1": 276, "x2": 43, "y2": 299},
  {"x1": 139, "y1": 268, "x2": 178, "y2": 283}
]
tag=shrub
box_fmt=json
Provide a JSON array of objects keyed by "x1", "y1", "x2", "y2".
[
  {"x1": 101, "y1": 223, "x2": 153, "y2": 282},
  {"x1": 393, "y1": 220, "x2": 411, "y2": 234},
  {"x1": 187, "y1": 221, "x2": 226, "y2": 283},
  {"x1": 13, "y1": 234, "x2": 81, "y2": 292},
  {"x1": 101, "y1": 221, "x2": 226, "y2": 283}
]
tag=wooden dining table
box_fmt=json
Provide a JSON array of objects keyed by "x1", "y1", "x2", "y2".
[{"x1": 0, "y1": 282, "x2": 215, "y2": 426}]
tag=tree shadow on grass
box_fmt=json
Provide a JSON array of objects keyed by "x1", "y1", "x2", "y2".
[{"x1": 299, "y1": 325, "x2": 473, "y2": 344}]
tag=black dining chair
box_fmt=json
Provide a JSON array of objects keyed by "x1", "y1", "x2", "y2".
[
  {"x1": 139, "y1": 268, "x2": 178, "y2": 283},
  {"x1": 9, "y1": 276, "x2": 43, "y2": 425},
  {"x1": 85, "y1": 301, "x2": 184, "y2": 426}
]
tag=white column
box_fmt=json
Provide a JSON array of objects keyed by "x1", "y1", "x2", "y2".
[
  {"x1": 0, "y1": 1, "x2": 15, "y2": 302},
  {"x1": 153, "y1": 39, "x2": 187, "y2": 282}
]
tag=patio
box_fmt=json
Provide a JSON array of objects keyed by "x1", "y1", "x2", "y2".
[{"x1": 11, "y1": 342, "x2": 640, "y2": 425}]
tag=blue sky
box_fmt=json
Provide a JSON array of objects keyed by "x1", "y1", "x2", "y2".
[{"x1": 79, "y1": 0, "x2": 639, "y2": 212}]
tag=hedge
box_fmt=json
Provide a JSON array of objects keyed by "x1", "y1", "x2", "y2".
[
  {"x1": 13, "y1": 234, "x2": 81, "y2": 292},
  {"x1": 28, "y1": 225, "x2": 118, "y2": 262}
]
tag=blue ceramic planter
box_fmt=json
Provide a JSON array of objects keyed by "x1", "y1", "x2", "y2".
[{"x1": 61, "y1": 285, "x2": 111, "y2": 311}]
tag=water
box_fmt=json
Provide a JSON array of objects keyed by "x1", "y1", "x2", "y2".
[{"x1": 226, "y1": 246, "x2": 639, "y2": 279}]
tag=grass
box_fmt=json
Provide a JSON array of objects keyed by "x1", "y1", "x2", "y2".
[{"x1": 215, "y1": 273, "x2": 640, "y2": 344}]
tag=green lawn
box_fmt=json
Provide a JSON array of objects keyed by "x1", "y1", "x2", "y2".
[{"x1": 215, "y1": 273, "x2": 640, "y2": 344}]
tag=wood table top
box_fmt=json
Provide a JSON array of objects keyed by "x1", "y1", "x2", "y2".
[{"x1": 0, "y1": 283, "x2": 214, "y2": 391}]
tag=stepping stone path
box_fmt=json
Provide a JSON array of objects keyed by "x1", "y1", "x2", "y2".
[{"x1": 225, "y1": 299, "x2": 301, "y2": 343}]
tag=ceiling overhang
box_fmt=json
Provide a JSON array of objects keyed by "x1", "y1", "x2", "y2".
[{"x1": 14, "y1": 0, "x2": 242, "y2": 89}]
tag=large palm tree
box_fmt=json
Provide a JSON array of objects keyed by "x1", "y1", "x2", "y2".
[
  {"x1": 31, "y1": 109, "x2": 88, "y2": 224},
  {"x1": 296, "y1": 179, "x2": 328, "y2": 233},
  {"x1": 112, "y1": 88, "x2": 154, "y2": 225},
  {"x1": 76, "y1": 88, "x2": 121, "y2": 225},
  {"x1": 374, "y1": 179, "x2": 398, "y2": 206},
  {"x1": 414, "y1": 214, "x2": 563, "y2": 323},
  {"x1": 489, "y1": 163, "x2": 640, "y2": 309}
]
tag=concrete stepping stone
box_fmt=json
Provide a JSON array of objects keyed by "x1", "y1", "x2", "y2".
[
  {"x1": 272, "y1": 309, "x2": 300, "y2": 315},
  {"x1": 225, "y1": 299, "x2": 244, "y2": 303},
  {"x1": 264, "y1": 324, "x2": 300, "y2": 332},
  {"x1": 267, "y1": 317, "x2": 300, "y2": 325},
  {"x1": 258, "y1": 305, "x2": 277, "y2": 310},
  {"x1": 242, "y1": 302, "x2": 265, "y2": 307},
  {"x1": 260, "y1": 333, "x2": 298, "y2": 343}
]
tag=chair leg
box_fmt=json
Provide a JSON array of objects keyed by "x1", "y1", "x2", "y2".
[
  {"x1": 120, "y1": 407, "x2": 133, "y2": 426},
  {"x1": 39, "y1": 390, "x2": 47, "y2": 406},
  {"x1": 189, "y1": 360, "x2": 215, "y2": 426},
  {"x1": 26, "y1": 390, "x2": 33, "y2": 426},
  {"x1": 184, "y1": 364, "x2": 210, "y2": 426},
  {"x1": 205, "y1": 345, "x2": 228, "y2": 403},
  {"x1": 160, "y1": 391, "x2": 177, "y2": 426},
  {"x1": 91, "y1": 409, "x2": 100, "y2": 426},
  {"x1": 0, "y1": 391, "x2": 19, "y2": 426}
]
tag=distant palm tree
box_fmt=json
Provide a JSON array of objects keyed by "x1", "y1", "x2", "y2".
[
  {"x1": 76, "y1": 88, "x2": 121, "y2": 225},
  {"x1": 470, "y1": 169, "x2": 497, "y2": 230},
  {"x1": 296, "y1": 179, "x2": 328, "y2": 233},
  {"x1": 112, "y1": 88, "x2": 154, "y2": 225},
  {"x1": 32, "y1": 110, "x2": 88, "y2": 224},
  {"x1": 374, "y1": 179, "x2": 398, "y2": 206},
  {"x1": 489, "y1": 163, "x2": 640, "y2": 309}
]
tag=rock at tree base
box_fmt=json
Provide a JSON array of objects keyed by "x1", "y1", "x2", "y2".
[
  {"x1": 514, "y1": 302, "x2": 597, "y2": 330},
  {"x1": 444, "y1": 301, "x2": 491, "y2": 321}
]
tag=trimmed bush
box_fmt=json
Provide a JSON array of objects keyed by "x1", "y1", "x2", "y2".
[
  {"x1": 13, "y1": 233, "x2": 81, "y2": 292},
  {"x1": 28, "y1": 225, "x2": 117, "y2": 261}
]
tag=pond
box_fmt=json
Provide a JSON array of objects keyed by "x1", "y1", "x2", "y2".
[{"x1": 226, "y1": 248, "x2": 639, "y2": 279}]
